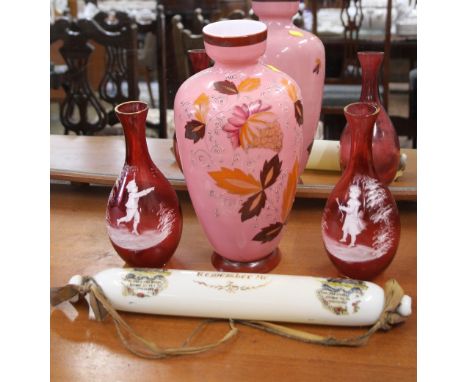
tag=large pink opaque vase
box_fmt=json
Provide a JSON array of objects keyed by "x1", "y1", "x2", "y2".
[
  {"x1": 252, "y1": 0, "x2": 325, "y2": 174},
  {"x1": 339, "y1": 52, "x2": 400, "y2": 185},
  {"x1": 174, "y1": 20, "x2": 303, "y2": 272}
]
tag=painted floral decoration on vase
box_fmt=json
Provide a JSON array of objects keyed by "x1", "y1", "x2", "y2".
[
  {"x1": 173, "y1": 49, "x2": 212, "y2": 172},
  {"x1": 106, "y1": 101, "x2": 183, "y2": 267},
  {"x1": 174, "y1": 20, "x2": 303, "y2": 272},
  {"x1": 321, "y1": 102, "x2": 400, "y2": 280},
  {"x1": 252, "y1": 0, "x2": 325, "y2": 174}
]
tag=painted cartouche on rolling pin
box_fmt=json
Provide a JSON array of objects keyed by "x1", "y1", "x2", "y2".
[{"x1": 69, "y1": 268, "x2": 411, "y2": 326}]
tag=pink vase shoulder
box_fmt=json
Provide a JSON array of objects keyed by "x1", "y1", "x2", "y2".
[
  {"x1": 252, "y1": 0, "x2": 325, "y2": 174},
  {"x1": 174, "y1": 20, "x2": 303, "y2": 272}
]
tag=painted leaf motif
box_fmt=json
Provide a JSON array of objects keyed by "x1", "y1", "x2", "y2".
[
  {"x1": 252, "y1": 222, "x2": 284, "y2": 243},
  {"x1": 288, "y1": 30, "x2": 304, "y2": 37},
  {"x1": 239, "y1": 111, "x2": 277, "y2": 149},
  {"x1": 185, "y1": 120, "x2": 205, "y2": 143},
  {"x1": 281, "y1": 159, "x2": 299, "y2": 222},
  {"x1": 246, "y1": 111, "x2": 277, "y2": 131},
  {"x1": 194, "y1": 93, "x2": 209, "y2": 123},
  {"x1": 237, "y1": 77, "x2": 261, "y2": 93},
  {"x1": 213, "y1": 80, "x2": 238, "y2": 95},
  {"x1": 208, "y1": 167, "x2": 262, "y2": 195},
  {"x1": 295, "y1": 100, "x2": 304, "y2": 125},
  {"x1": 313, "y1": 58, "x2": 321, "y2": 75},
  {"x1": 239, "y1": 191, "x2": 266, "y2": 222},
  {"x1": 260, "y1": 154, "x2": 282, "y2": 189},
  {"x1": 239, "y1": 123, "x2": 259, "y2": 149},
  {"x1": 281, "y1": 79, "x2": 298, "y2": 102}
]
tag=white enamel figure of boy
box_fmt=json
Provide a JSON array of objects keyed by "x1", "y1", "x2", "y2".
[
  {"x1": 117, "y1": 179, "x2": 154, "y2": 235},
  {"x1": 336, "y1": 185, "x2": 366, "y2": 247}
]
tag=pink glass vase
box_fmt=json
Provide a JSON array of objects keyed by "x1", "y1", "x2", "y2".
[
  {"x1": 340, "y1": 52, "x2": 400, "y2": 185},
  {"x1": 252, "y1": 0, "x2": 325, "y2": 174},
  {"x1": 174, "y1": 20, "x2": 303, "y2": 273},
  {"x1": 321, "y1": 103, "x2": 400, "y2": 280},
  {"x1": 106, "y1": 101, "x2": 183, "y2": 267},
  {"x1": 173, "y1": 49, "x2": 212, "y2": 173}
]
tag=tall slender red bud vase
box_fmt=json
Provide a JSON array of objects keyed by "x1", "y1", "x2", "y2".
[
  {"x1": 106, "y1": 101, "x2": 183, "y2": 267},
  {"x1": 340, "y1": 52, "x2": 400, "y2": 185},
  {"x1": 322, "y1": 103, "x2": 400, "y2": 280},
  {"x1": 174, "y1": 20, "x2": 303, "y2": 273},
  {"x1": 252, "y1": 0, "x2": 325, "y2": 174}
]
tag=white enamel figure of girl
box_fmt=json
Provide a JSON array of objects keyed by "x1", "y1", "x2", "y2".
[
  {"x1": 117, "y1": 179, "x2": 154, "y2": 235},
  {"x1": 336, "y1": 185, "x2": 366, "y2": 247}
]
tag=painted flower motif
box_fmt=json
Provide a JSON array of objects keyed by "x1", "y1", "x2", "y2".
[{"x1": 222, "y1": 100, "x2": 282, "y2": 152}]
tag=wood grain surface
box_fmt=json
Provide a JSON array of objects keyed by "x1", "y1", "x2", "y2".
[
  {"x1": 50, "y1": 184, "x2": 416, "y2": 382},
  {"x1": 50, "y1": 135, "x2": 417, "y2": 200}
]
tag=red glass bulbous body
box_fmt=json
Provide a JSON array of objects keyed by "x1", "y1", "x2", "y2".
[
  {"x1": 322, "y1": 103, "x2": 400, "y2": 280},
  {"x1": 340, "y1": 52, "x2": 400, "y2": 185},
  {"x1": 107, "y1": 101, "x2": 183, "y2": 267}
]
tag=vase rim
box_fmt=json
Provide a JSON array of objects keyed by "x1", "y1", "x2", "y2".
[
  {"x1": 203, "y1": 20, "x2": 267, "y2": 47},
  {"x1": 115, "y1": 101, "x2": 149, "y2": 115},
  {"x1": 344, "y1": 102, "x2": 380, "y2": 118}
]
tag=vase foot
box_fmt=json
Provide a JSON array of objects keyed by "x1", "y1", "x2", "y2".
[{"x1": 211, "y1": 248, "x2": 281, "y2": 273}]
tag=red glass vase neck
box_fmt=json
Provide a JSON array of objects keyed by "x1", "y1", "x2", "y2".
[
  {"x1": 187, "y1": 49, "x2": 211, "y2": 74},
  {"x1": 358, "y1": 52, "x2": 383, "y2": 105},
  {"x1": 344, "y1": 103, "x2": 379, "y2": 177},
  {"x1": 116, "y1": 102, "x2": 152, "y2": 167}
]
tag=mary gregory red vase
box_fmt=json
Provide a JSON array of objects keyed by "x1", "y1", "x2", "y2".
[
  {"x1": 322, "y1": 103, "x2": 400, "y2": 280},
  {"x1": 340, "y1": 52, "x2": 400, "y2": 185},
  {"x1": 106, "y1": 101, "x2": 183, "y2": 267}
]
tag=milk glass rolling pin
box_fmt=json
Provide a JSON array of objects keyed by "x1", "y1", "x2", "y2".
[{"x1": 67, "y1": 268, "x2": 412, "y2": 326}]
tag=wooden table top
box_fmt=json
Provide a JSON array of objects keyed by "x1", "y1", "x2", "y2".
[
  {"x1": 50, "y1": 135, "x2": 417, "y2": 201},
  {"x1": 50, "y1": 183, "x2": 416, "y2": 381}
]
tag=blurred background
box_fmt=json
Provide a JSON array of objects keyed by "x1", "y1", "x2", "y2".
[{"x1": 50, "y1": 0, "x2": 416, "y2": 147}]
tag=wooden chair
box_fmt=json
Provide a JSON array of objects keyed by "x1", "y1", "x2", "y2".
[
  {"x1": 193, "y1": 8, "x2": 208, "y2": 34},
  {"x1": 320, "y1": 0, "x2": 391, "y2": 139},
  {"x1": 81, "y1": 11, "x2": 139, "y2": 127},
  {"x1": 155, "y1": 5, "x2": 169, "y2": 138},
  {"x1": 171, "y1": 15, "x2": 204, "y2": 83},
  {"x1": 135, "y1": 5, "x2": 170, "y2": 138},
  {"x1": 50, "y1": 14, "x2": 138, "y2": 135},
  {"x1": 51, "y1": 6, "x2": 169, "y2": 138},
  {"x1": 392, "y1": 68, "x2": 417, "y2": 148}
]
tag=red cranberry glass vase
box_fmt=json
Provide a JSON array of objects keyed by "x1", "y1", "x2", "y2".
[
  {"x1": 339, "y1": 52, "x2": 400, "y2": 185},
  {"x1": 187, "y1": 48, "x2": 211, "y2": 75},
  {"x1": 322, "y1": 103, "x2": 400, "y2": 280},
  {"x1": 106, "y1": 101, "x2": 183, "y2": 267}
]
